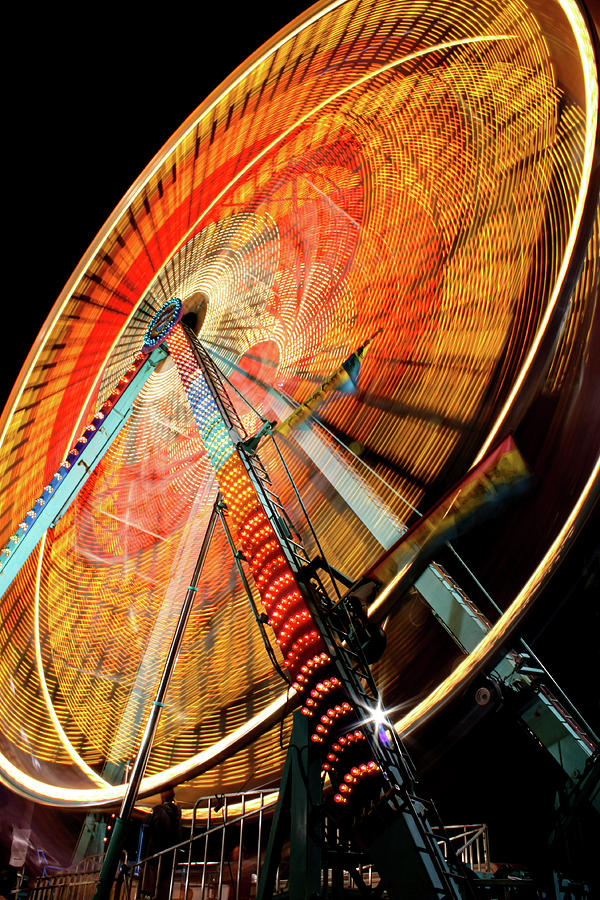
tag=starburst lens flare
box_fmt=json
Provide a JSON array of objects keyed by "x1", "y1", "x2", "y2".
[{"x1": 0, "y1": 0, "x2": 598, "y2": 807}]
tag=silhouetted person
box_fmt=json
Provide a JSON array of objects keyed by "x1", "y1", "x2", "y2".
[
  {"x1": 228, "y1": 844, "x2": 254, "y2": 900},
  {"x1": 143, "y1": 789, "x2": 182, "y2": 900}
]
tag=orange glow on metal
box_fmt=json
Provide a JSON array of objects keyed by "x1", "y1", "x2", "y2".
[
  {"x1": 162, "y1": 321, "x2": 380, "y2": 804},
  {"x1": 164, "y1": 320, "x2": 327, "y2": 678}
]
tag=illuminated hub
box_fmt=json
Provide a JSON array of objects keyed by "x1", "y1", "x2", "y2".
[{"x1": 143, "y1": 298, "x2": 183, "y2": 352}]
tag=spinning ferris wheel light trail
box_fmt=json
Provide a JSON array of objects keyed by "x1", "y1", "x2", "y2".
[
  {"x1": 90, "y1": 297, "x2": 470, "y2": 900},
  {"x1": 0, "y1": 0, "x2": 599, "y2": 893}
]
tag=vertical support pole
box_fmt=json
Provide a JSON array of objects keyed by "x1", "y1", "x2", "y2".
[
  {"x1": 256, "y1": 757, "x2": 292, "y2": 900},
  {"x1": 257, "y1": 712, "x2": 322, "y2": 900},
  {"x1": 217, "y1": 798, "x2": 227, "y2": 900},
  {"x1": 92, "y1": 498, "x2": 221, "y2": 900},
  {"x1": 257, "y1": 792, "x2": 265, "y2": 888},
  {"x1": 289, "y1": 712, "x2": 323, "y2": 900},
  {"x1": 201, "y1": 801, "x2": 212, "y2": 900}
]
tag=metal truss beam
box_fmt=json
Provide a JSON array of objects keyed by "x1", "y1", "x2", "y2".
[{"x1": 0, "y1": 345, "x2": 168, "y2": 598}]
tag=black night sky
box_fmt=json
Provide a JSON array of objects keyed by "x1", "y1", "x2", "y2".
[{"x1": 4, "y1": 3, "x2": 309, "y2": 404}]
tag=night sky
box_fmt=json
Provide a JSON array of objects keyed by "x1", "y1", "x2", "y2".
[
  {"x1": 2, "y1": 1, "x2": 598, "y2": 888},
  {"x1": 3, "y1": 3, "x2": 309, "y2": 406}
]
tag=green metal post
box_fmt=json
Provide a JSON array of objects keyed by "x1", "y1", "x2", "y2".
[
  {"x1": 93, "y1": 816, "x2": 129, "y2": 900},
  {"x1": 257, "y1": 712, "x2": 322, "y2": 900},
  {"x1": 289, "y1": 712, "x2": 322, "y2": 900},
  {"x1": 256, "y1": 754, "x2": 292, "y2": 900}
]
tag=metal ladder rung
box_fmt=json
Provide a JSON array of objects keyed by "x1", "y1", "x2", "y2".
[
  {"x1": 333, "y1": 646, "x2": 362, "y2": 664},
  {"x1": 265, "y1": 498, "x2": 287, "y2": 520},
  {"x1": 264, "y1": 489, "x2": 285, "y2": 509},
  {"x1": 251, "y1": 465, "x2": 272, "y2": 483},
  {"x1": 286, "y1": 538, "x2": 307, "y2": 552},
  {"x1": 291, "y1": 555, "x2": 311, "y2": 573},
  {"x1": 327, "y1": 622, "x2": 352, "y2": 642}
]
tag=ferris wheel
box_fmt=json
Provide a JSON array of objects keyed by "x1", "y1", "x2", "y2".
[{"x1": 0, "y1": 0, "x2": 598, "y2": 840}]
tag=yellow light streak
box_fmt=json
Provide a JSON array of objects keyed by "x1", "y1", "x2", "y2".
[
  {"x1": 3, "y1": 30, "x2": 517, "y2": 780},
  {"x1": 0, "y1": 0, "x2": 597, "y2": 808},
  {"x1": 474, "y1": 0, "x2": 598, "y2": 462},
  {"x1": 33, "y1": 532, "x2": 110, "y2": 788}
]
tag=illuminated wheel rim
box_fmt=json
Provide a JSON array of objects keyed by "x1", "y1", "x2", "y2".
[{"x1": 0, "y1": 0, "x2": 598, "y2": 808}]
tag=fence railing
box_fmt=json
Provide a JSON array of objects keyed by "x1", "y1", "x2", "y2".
[
  {"x1": 434, "y1": 823, "x2": 491, "y2": 874},
  {"x1": 20, "y1": 791, "x2": 490, "y2": 899},
  {"x1": 15, "y1": 870, "x2": 100, "y2": 900}
]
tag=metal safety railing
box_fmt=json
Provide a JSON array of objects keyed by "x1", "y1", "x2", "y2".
[
  {"x1": 16, "y1": 870, "x2": 101, "y2": 900},
  {"x1": 13, "y1": 854, "x2": 105, "y2": 899},
  {"x1": 434, "y1": 823, "x2": 491, "y2": 874},
  {"x1": 119, "y1": 791, "x2": 270, "y2": 900},
  {"x1": 19, "y1": 791, "x2": 491, "y2": 899}
]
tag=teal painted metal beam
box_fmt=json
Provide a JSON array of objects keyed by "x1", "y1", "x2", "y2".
[
  {"x1": 413, "y1": 563, "x2": 597, "y2": 782},
  {"x1": 415, "y1": 564, "x2": 515, "y2": 681},
  {"x1": 516, "y1": 684, "x2": 595, "y2": 784},
  {"x1": 0, "y1": 345, "x2": 168, "y2": 598}
]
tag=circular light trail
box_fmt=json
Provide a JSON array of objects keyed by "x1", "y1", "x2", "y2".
[{"x1": 0, "y1": 0, "x2": 598, "y2": 808}]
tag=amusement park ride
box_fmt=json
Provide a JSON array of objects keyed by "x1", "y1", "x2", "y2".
[
  {"x1": 1, "y1": 0, "x2": 599, "y2": 897},
  {"x1": 2, "y1": 292, "x2": 597, "y2": 898}
]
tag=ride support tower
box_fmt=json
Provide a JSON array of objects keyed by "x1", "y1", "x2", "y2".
[{"x1": 147, "y1": 297, "x2": 468, "y2": 900}]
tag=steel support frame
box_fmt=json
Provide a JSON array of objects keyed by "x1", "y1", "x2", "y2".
[
  {"x1": 257, "y1": 711, "x2": 322, "y2": 900},
  {"x1": 413, "y1": 563, "x2": 597, "y2": 782},
  {"x1": 0, "y1": 345, "x2": 168, "y2": 597},
  {"x1": 183, "y1": 330, "x2": 465, "y2": 900}
]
